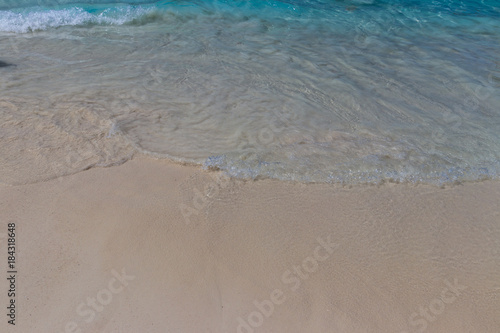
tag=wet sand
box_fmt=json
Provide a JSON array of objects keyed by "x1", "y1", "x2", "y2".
[{"x1": 1, "y1": 156, "x2": 499, "y2": 332}]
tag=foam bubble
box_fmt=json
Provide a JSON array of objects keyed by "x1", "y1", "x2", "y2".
[{"x1": 0, "y1": 5, "x2": 153, "y2": 33}]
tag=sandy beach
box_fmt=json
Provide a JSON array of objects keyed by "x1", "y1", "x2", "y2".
[
  {"x1": 1, "y1": 156, "x2": 499, "y2": 332},
  {"x1": 2, "y1": 0, "x2": 499, "y2": 331}
]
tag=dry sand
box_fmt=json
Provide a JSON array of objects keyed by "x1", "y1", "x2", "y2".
[{"x1": 1, "y1": 156, "x2": 499, "y2": 333}]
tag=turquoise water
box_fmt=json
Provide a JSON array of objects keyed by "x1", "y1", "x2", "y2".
[{"x1": 1, "y1": 0, "x2": 499, "y2": 185}]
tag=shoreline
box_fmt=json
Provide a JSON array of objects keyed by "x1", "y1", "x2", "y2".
[
  {"x1": 1, "y1": 156, "x2": 499, "y2": 332},
  {"x1": 5, "y1": 151, "x2": 499, "y2": 188}
]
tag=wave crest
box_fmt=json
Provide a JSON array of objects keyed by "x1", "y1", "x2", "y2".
[{"x1": 0, "y1": 5, "x2": 154, "y2": 33}]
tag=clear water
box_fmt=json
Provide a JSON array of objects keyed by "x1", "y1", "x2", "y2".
[{"x1": 1, "y1": 0, "x2": 499, "y2": 185}]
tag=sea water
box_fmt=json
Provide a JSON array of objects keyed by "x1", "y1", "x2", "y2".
[{"x1": 0, "y1": 0, "x2": 499, "y2": 185}]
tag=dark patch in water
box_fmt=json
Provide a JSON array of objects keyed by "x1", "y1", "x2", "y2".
[{"x1": 0, "y1": 60, "x2": 14, "y2": 67}]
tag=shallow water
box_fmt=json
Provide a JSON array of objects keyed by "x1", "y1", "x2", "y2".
[{"x1": 1, "y1": 0, "x2": 499, "y2": 185}]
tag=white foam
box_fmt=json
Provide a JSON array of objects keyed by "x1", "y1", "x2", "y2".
[{"x1": 0, "y1": 6, "x2": 150, "y2": 33}]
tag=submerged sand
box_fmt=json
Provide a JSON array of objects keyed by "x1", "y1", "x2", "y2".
[{"x1": 1, "y1": 156, "x2": 499, "y2": 332}]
